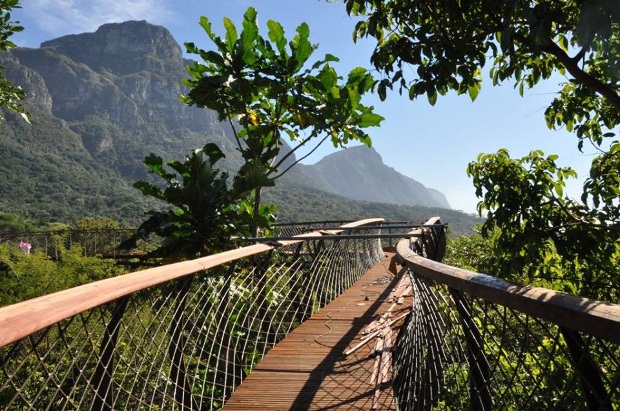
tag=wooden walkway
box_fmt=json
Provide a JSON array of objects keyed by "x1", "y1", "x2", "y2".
[{"x1": 223, "y1": 252, "x2": 412, "y2": 410}]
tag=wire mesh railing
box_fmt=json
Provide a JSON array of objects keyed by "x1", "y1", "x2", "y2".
[
  {"x1": 0, "y1": 219, "x2": 384, "y2": 410},
  {"x1": 2, "y1": 229, "x2": 138, "y2": 259},
  {"x1": 394, "y1": 217, "x2": 620, "y2": 410}
]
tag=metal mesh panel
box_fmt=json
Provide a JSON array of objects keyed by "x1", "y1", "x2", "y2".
[
  {"x1": 5, "y1": 229, "x2": 137, "y2": 258},
  {"x1": 393, "y1": 221, "x2": 620, "y2": 411},
  {"x1": 0, "y1": 228, "x2": 384, "y2": 410}
]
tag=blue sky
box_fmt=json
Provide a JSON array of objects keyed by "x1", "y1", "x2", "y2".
[{"x1": 11, "y1": 0, "x2": 594, "y2": 213}]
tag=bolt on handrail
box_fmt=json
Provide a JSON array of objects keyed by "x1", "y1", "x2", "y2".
[
  {"x1": 0, "y1": 218, "x2": 385, "y2": 410},
  {"x1": 394, "y1": 217, "x2": 620, "y2": 410}
]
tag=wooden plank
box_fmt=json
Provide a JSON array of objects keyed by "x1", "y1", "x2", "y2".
[
  {"x1": 396, "y1": 237, "x2": 620, "y2": 343},
  {"x1": 224, "y1": 253, "x2": 409, "y2": 410}
]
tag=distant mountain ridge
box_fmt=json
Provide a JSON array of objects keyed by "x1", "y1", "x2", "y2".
[
  {"x1": 0, "y1": 20, "x2": 467, "y2": 228},
  {"x1": 300, "y1": 146, "x2": 450, "y2": 208}
]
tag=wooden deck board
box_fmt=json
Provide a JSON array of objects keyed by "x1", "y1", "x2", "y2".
[{"x1": 223, "y1": 253, "x2": 410, "y2": 410}]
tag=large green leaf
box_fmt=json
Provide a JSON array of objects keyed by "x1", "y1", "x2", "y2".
[
  {"x1": 291, "y1": 22, "x2": 313, "y2": 69},
  {"x1": 267, "y1": 20, "x2": 286, "y2": 53},
  {"x1": 223, "y1": 17, "x2": 238, "y2": 52},
  {"x1": 241, "y1": 7, "x2": 259, "y2": 64},
  {"x1": 198, "y1": 16, "x2": 226, "y2": 52},
  {"x1": 202, "y1": 143, "x2": 226, "y2": 165},
  {"x1": 358, "y1": 111, "x2": 385, "y2": 127}
]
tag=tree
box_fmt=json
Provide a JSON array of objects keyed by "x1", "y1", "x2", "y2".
[
  {"x1": 345, "y1": 0, "x2": 620, "y2": 296},
  {"x1": 0, "y1": 211, "x2": 34, "y2": 240},
  {"x1": 443, "y1": 225, "x2": 502, "y2": 276},
  {"x1": 467, "y1": 149, "x2": 619, "y2": 299},
  {"x1": 0, "y1": 0, "x2": 27, "y2": 121},
  {"x1": 182, "y1": 7, "x2": 383, "y2": 235},
  {"x1": 123, "y1": 144, "x2": 259, "y2": 259},
  {"x1": 345, "y1": 0, "x2": 619, "y2": 133}
]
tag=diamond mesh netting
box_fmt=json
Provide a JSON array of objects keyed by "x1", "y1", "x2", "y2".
[
  {"x1": 0, "y1": 221, "x2": 384, "y2": 410},
  {"x1": 4, "y1": 216, "x2": 619, "y2": 410},
  {"x1": 393, "y1": 218, "x2": 620, "y2": 410}
]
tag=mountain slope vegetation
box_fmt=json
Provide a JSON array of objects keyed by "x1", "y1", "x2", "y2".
[{"x1": 0, "y1": 20, "x2": 478, "y2": 234}]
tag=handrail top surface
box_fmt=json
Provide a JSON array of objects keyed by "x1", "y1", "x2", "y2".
[
  {"x1": 337, "y1": 218, "x2": 385, "y2": 228},
  {"x1": 396, "y1": 235, "x2": 620, "y2": 343},
  {"x1": 0, "y1": 218, "x2": 384, "y2": 348}
]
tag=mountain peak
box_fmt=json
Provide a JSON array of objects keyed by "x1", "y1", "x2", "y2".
[
  {"x1": 40, "y1": 20, "x2": 182, "y2": 76},
  {"x1": 305, "y1": 145, "x2": 451, "y2": 209},
  {"x1": 318, "y1": 145, "x2": 382, "y2": 164}
]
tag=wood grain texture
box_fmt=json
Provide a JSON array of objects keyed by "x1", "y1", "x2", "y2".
[
  {"x1": 224, "y1": 253, "x2": 410, "y2": 410},
  {"x1": 0, "y1": 218, "x2": 385, "y2": 348},
  {"x1": 396, "y1": 232, "x2": 620, "y2": 343}
]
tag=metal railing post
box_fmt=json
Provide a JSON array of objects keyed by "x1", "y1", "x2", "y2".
[
  {"x1": 560, "y1": 327, "x2": 612, "y2": 410},
  {"x1": 92, "y1": 296, "x2": 128, "y2": 411},
  {"x1": 449, "y1": 288, "x2": 492, "y2": 411}
]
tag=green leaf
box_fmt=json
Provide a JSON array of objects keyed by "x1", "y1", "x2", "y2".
[
  {"x1": 324, "y1": 53, "x2": 339, "y2": 63},
  {"x1": 554, "y1": 182, "x2": 564, "y2": 197},
  {"x1": 377, "y1": 80, "x2": 387, "y2": 101},
  {"x1": 202, "y1": 143, "x2": 226, "y2": 165},
  {"x1": 291, "y1": 22, "x2": 313, "y2": 69},
  {"x1": 467, "y1": 83, "x2": 480, "y2": 101},
  {"x1": 143, "y1": 153, "x2": 165, "y2": 175},
  {"x1": 347, "y1": 67, "x2": 371, "y2": 87},
  {"x1": 233, "y1": 162, "x2": 275, "y2": 195},
  {"x1": 241, "y1": 8, "x2": 259, "y2": 63},
  {"x1": 296, "y1": 22, "x2": 310, "y2": 42},
  {"x1": 223, "y1": 17, "x2": 238, "y2": 52},
  {"x1": 427, "y1": 88, "x2": 438, "y2": 106},
  {"x1": 200, "y1": 50, "x2": 225, "y2": 66},
  {"x1": 318, "y1": 65, "x2": 338, "y2": 89},
  {"x1": 198, "y1": 16, "x2": 214, "y2": 37},
  {"x1": 358, "y1": 111, "x2": 384, "y2": 127},
  {"x1": 267, "y1": 20, "x2": 286, "y2": 53},
  {"x1": 134, "y1": 181, "x2": 163, "y2": 199}
]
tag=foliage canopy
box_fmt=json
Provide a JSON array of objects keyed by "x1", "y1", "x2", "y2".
[
  {"x1": 182, "y1": 7, "x2": 383, "y2": 234},
  {"x1": 0, "y1": 0, "x2": 27, "y2": 121},
  {"x1": 345, "y1": 0, "x2": 620, "y2": 295},
  {"x1": 345, "y1": 0, "x2": 620, "y2": 140},
  {"x1": 125, "y1": 144, "x2": 265, "y2": 259}
]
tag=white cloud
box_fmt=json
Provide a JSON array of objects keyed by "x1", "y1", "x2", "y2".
[{"x1": 18, "y1": 0, "x2": 179, "y2": 37}]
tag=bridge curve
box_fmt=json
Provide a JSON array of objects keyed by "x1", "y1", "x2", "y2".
[
  {"x1": 1, "y1": 217, "x2": 620, "y2": 410},
  {"x1": 223, "y1": 252, "x2": 407, "y2": 409}
]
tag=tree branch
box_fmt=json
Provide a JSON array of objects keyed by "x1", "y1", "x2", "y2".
[
  {"x1": 271, "y1": 135, "x2": 329, "y2": 180},
  {"x1": 571, "y1": 30, "x2": 595, "y2": 64},
  {"x1": 540, "y1": 37, "x2": 620, "y2": 111},
  {"x1": 549, "y1": 195, "x2": 620, "y2": 233},
  {"x1": 271, "y1": 131, "x2": 317, "y2": 171},
  {"x1": 227, "y1": 115, "x2": 243, "y2": 153}
]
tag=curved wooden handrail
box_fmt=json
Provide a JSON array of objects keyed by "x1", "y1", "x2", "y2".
[
  {"x1": 396, "y1": 232, "x2": 620, "y2": 344},
  {"x1": 0, "y1": 218, "x2": 384, "y2": 348}
]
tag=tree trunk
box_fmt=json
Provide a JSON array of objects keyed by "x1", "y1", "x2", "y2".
[{"x1": 251, "y1": 187, "x2": 262, "y2": 238}]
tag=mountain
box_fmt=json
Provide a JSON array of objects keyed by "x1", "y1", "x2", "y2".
[
  {"x1": 300, "y1": 146, "x2": 451, "y2": 208},
  {"x1": 27, "y1": 20, "x2": 227, "y2": 133},
  {"x1": 0, "y1": 20, "x2": 478, "y2": 234},
  {"x1": 8, "y1": 21, "x2": 242, "y2": 175}
]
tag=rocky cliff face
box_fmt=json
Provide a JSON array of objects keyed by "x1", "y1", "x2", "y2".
[
  {"x1": 12, "y1": 47, "x2": 140, "y2": 124},
  {"x1": 40, "y1": 21, "x2": 183, "y2": 76},
  {"x1": 10, "y1": 21, "x2": 227, "y2": 134},
  {"x1": 0, "y1": 53, "x2": 52, "y2": 114}
]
